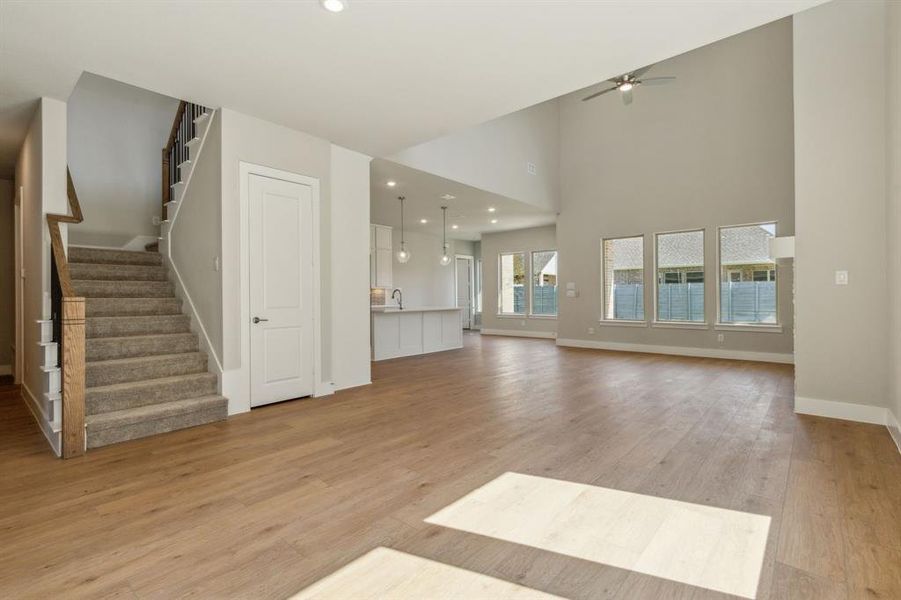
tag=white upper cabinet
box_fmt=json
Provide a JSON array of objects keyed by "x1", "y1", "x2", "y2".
[{"x1": 370, "y1": 224, "x2": 393, "y2": 288}]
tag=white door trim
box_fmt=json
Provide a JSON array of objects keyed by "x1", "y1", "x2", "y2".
[
  {"x1": 454, "y1": 254, "x2": 474, "y2": 329},
  {"x1": 238, "y1": 162, "x2": 327, "y2": 407}
]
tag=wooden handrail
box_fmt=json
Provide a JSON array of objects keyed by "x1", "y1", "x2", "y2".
[
  {"x1": 161, "y1": 100, "x2": 188, "y2": 211},
  {"x1": 47, "y1": 168, "x2": 86, "y2": 458}
]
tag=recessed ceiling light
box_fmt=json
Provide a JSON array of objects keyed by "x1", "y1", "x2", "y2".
[
  {"x1": 452, "y1": 224, "x2": 459, "y2": 229},
  {"x1": 488, "y1": 207, "x2": 496, "y2": 213},
  {"x1": 420, "y1": 218, "x2": 428, "y2": 224},
  {"x1": 320, "y1": 0, "x2": 347, "y2": 12},
  {"x1": 441, "y1": 194, "x2": 456, "y2": 200},
  {"x1": 386, "y1": 180, "x2": 396, "y2": 187},
  {"x1": 490, "y1": 219, "x2": 498, "y2": 224}
]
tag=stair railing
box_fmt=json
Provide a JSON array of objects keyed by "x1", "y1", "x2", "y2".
[
  {"x1": 47, "y1": 169, "x2": 86, "y2": 458},
  {"x1": 161, "y1": 100, "x2": 208, "y2": 218}
]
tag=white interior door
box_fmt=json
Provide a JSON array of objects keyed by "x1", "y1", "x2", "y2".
[
  {"x1": 249, "y1": 174, "x2": 314, "y2": 407},
  {"x1": 456, "y1": 256, "x2": 473, "y2": 329}
]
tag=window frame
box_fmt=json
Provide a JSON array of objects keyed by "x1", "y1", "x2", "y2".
[
  {"x1": 715, "y1": 221, "x2": 782, "y2": 331},
  {"x1": 601, "y1": 234, "x2": 646, "y2": 323},
  {"x1": 497, "y1": 251, "x2": 527, "y2": 317},
  {"x1": 653, "y1": 228, "x2": 707, "y2": 327},
  {"x1": 529, "y1": 249, "x2": 558, "y2": 318}
]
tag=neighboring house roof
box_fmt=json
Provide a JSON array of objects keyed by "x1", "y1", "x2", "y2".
[
  {"x1": 609, "y1": 225, "x2": 774, "y2": 270},
  {"x1": 720, "y1": 224, "x2": 774, "y2": 265}
]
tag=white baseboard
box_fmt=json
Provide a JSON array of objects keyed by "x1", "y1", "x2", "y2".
[
  {"x1": 481, "y1": 329, "x2": 557, "y2": 340},
  {"x1": 0, "y1": 364, "x2": 10, "y2": 376},
  {"x1": 886, "y1": 409, "x2": 901, "y2": 454},
  {"x1": 794, "y1": 396, "x2": 887, "y2": 425},
  {"x1": 556, "y1": 338, "x2": 794, "y2": 364},
  {"x1": 21, "y1": 383, "x2": 61, "y2": 457},
  {"x1": 333, "y1": 379, "x2": 372, "y2": 392},
  {"x1": 315, "y1": 381, "x2": 336, "y2": 397}
]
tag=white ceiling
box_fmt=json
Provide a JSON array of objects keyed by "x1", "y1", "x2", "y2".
[
  {"x1": 371, "y1": 159, "x2": 555, "y2": 242},
  {"x1": 0, "y1": 1, "x2": 824, "y2": 176}
]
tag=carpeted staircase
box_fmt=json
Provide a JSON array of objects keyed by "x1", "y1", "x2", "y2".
[{"x1": 69, "y1": 246, "x2": 227, "y2": 449}]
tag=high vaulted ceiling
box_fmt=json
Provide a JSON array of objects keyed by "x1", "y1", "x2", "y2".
[{"x1": 0, "y1": 1, "x2": 824, "y2": 176}]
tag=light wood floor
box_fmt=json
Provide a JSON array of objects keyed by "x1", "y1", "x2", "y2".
[{"x1": 1, "y1": 333, "x2": 899, "y2": 599}]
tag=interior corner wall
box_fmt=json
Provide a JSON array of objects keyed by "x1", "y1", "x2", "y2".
[
  {"x1": 556, "y1": 19, "x2": 794, "y2": 359},
  {"x1": 16, "y1": 97, "x2": 68, "y2": 455},
  {"x1": 480, "y1": 224, "x2": 557, "y2": 336},
  {"x1": 169, "y1": 110, "x2": 223, "y2": 367},
  {"x1": 388, "y1": 99, "x2": 560, "y2": 213},
  {"x1": 886, "y1": 0, "x2": 901, "y2": 431},
  {"x1": 330, "y1": 144, "x2": 372, "y2": 391},
  {"x1": 67, "y1": 74, "x2": 180, "y2": 248},
  {"x1": 0, "y1": 179, "x2": 14, "y2": 372},
  {"x1": 793, "y1": 0, "x2": 888, "y2": 416}
]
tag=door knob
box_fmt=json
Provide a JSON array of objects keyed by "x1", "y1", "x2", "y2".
[{"x1": 253, "y1": 317, "x2": 269, "y2": 324}]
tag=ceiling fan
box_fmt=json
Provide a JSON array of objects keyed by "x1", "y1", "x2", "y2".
[{"x1": 582, "y1": 65, "x2": 675, "y2": 105}]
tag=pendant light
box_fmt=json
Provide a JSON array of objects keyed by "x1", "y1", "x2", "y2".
[
  {"x1": 396, "y1": 196, "x2": 411, "y2": 264},
  {"x1": 439, "y1": 206, "x2": 451, "y2": 266}
]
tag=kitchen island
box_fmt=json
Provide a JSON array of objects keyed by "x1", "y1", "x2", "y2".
[{"x1": 371, "y1": 306, "x2": 463, "y2": 361}]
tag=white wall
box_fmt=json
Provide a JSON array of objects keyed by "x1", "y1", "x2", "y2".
[
  {"x1": 67, "y1": 74, "x2": 179, "y2": 248},
  {"x1": 794, "y1": 0, "x2": 888, "y2": 419},
  {"x1": 331, "y1": 144, "x2": 372, "y2": 391},
  {"x1": 480, "y1": 225, "x2": 558, "y2": 337},
  {"x1": 556, "y1": 19, "x2": 794, "y2": 360},
  {"x1": 169, "y1": 110, "x2": 223, "y2": 370},
  {"x1": 0, "y1": 178, "x2": 13, "y2": 372},
  {"x1": 389, "y1": 100, "x2": 560, "y2": 212},
  {"x1": 16, "y1": 98, "x2": 68, "y2": 455},
  {"x1": 385, "y1": 228, "x2": 469, "y2": 308}
]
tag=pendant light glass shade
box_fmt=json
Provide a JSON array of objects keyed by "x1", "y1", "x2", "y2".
[
  {"x1": 396, "y1": 196, "x2": 411, "y2": 263},
  {"x1": 439, "y1": 206, "x2": 451, "y2": 267}
]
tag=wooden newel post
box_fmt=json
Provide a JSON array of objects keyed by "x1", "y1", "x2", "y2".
[{"x1": 61, "y1": 296, "x2": 86, "y2": 458}]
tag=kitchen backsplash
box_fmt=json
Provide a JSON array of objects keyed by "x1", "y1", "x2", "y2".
[{"x1": 370, "y1": 288, "x2": 387, "y2": 306}]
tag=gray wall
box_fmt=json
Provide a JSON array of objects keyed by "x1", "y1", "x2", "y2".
[
  {"x1": 67, "y1": 74, "x2": 180, "y2": 248},
  {"x1": 888, "y1": 1, "x2": 901, "y2": 425},
  {"x1": 556, "y1": 18, "x2": 794, "y2": 358},
  {"x1": 480, "y1": 225, "x2": 557, "y2": 336},
  {"x1": 0, "y1": 179, "x2": 13, "y2": 370},
  {"x1": 389, "y1": 100, "x2": 560, "y2": 212},
  {"x1": 794, "y1": 0, "x2": 888, "y2": 411}
]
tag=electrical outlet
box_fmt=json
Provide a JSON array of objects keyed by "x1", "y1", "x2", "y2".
[
  {"x1": 527, "y1": 162, "x2": 537, "y2": 175},
  {"x1": 717, "y1": 333, "x2": 724, "y2": 343},
  {"x1": 588, "y1": 327, "x2": 595, "y2": 334},
  {"x1": 152, "y1": 216, "x2": 162, "y2": 226},
  {"x1": 835, "y1": 270, "x2": 849, "y2": 285}
]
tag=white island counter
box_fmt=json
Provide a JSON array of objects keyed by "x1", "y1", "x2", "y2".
[{"x1": 371, "y1": 306, "x2": 463, "y2": 361}]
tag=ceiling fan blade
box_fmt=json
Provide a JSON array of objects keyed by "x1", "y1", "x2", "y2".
[
  {"x1": 630, "y1": 64, "x2": 654, "y2": 79},
  {"x1": 582, "y1": 86, "x2": 618, "y2": 102},
  {"x1": 640, "y1": 76, "x2": 676, "y2": 86},
  {"x1": 622, "y1": 88, "x2": 633, "y2": 105}
]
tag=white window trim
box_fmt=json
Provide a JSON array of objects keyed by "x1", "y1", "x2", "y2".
[
  {"x1": 601, "y1": 234, "x2": 646, "y2": 323},
  {"x1": 716, "y1": 221, "x2": 782, "y2": 328},
  {"x1": 497, "y1": 250, "x2": 526, "y2": 317},
  {"x1": 653, "y1": 228, "x2": 706, "y2": 326},
  {"x1": 529, "y1": 249, "x2": 558, "y2": 318},
  {"x1": 652, "y1": 321, "x2": 710, "y2": 330},
  {"x1": 714, "y1": 323, "x2": 783, "y2": 333},
  {"x1": 599, "y1": 319, "x2": 648, "y2": 327}
]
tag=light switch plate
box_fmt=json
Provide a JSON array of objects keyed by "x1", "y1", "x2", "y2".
[
  {"x1": 835, "y1": 270, "x2": 849, "y2": 285},
  {"x1": 566, "y1": 289, "x2": 577, "y2": 298}
]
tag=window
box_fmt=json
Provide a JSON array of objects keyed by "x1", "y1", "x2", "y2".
[
  {"x1": 530, "y1": 250, "x2": 558, "y2": 316},
  {"x1": 655, "y1": 230, "x2": 705, "y2": 322},
  {"x1": 475, "y1": 259, "x2": 483, "y2": 314},
  {"x1": 498, "y1": 252, "x2": 525, "y2": 315},
  {"x1": 719, "y1": 223, "x2": 777, "y2": 324},
  {"x1": 602, "y1": 236, "x2": 644, "y2": 321}
]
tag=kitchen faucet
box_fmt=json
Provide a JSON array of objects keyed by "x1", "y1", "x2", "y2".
[{"x1": 391, "y1": 288, "x2": 403, "y2": 310}]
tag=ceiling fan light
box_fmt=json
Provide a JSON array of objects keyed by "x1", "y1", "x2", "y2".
[{"x1": 619, "y1": 82, "x2": 633, "y2": 92}]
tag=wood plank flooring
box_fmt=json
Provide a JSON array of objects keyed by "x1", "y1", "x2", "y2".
[{"x1": 1, "y1": 333, "x2": 899, "y2": 599}]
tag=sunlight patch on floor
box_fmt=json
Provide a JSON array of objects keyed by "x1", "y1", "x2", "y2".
[
  {"x1": 425, "y1": 472, "x2": 771, "y2": 599},
  {"x1": 291, "y1": 547, "x2": 564, "y2": 600}
]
